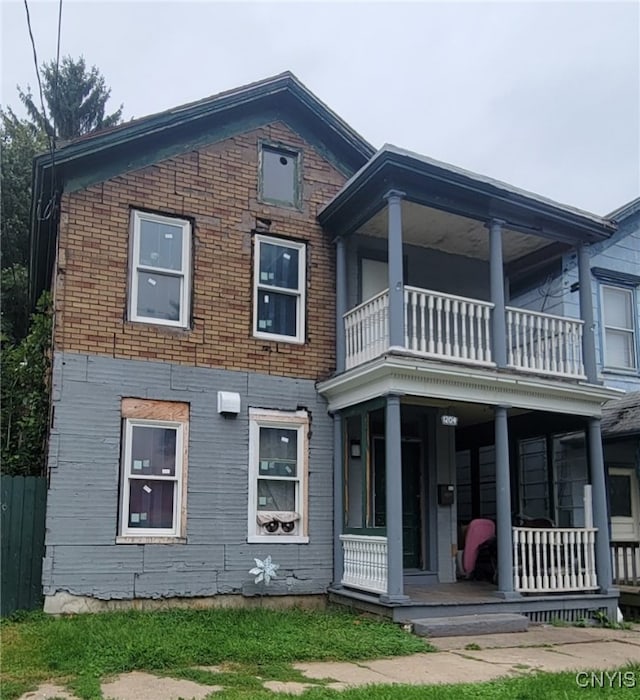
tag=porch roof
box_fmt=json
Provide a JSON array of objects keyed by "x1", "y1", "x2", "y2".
[
  {"x1": 318, "y1": 144, "x2": 617, "y2": 245},
  {"x1": 601, "y1": 391, "x2": 640, "y2": 439}
]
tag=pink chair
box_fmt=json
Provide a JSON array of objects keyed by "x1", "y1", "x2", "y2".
[{"x1": 462, "y1": 518, "x2": 496, "y2": 576}]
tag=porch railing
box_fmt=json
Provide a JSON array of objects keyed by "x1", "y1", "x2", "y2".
[
  {"x1": 513, "y1": 526, "x2": 598, "y2": 593},
  {"x1": 344, "y1": 291, "x2": 389, "y2": 370},
  {"x1": 611, "y1": 541, "x2": 640, "y2": 586},
  {"x1": 340, "y1": 534, "x2": 388, "y2": 594},
  {"x1": 506, "y1": 307, "x2": 585, "y2": 378},
  {"x1": 344, "y1": 287, "x2": 586, "y2": 379},
  {"x1": 404, "y1": 287, "x2": 494, "y2": 365}
]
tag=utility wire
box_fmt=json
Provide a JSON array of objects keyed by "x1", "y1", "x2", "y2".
[
  {"x1": 23, "y1": 0, "x2": 63, "y2": 222},
  {"x1": 53, "y1": 0, "x2": 63, "y2": 151}
]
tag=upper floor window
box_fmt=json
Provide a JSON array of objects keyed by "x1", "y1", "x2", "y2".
[
  {"x1": 601, "y1": 285, "x2": 637, "y2": 370},
  {"x1": 253, "y1": 235, "x2": 306, "y2": 343},
  {"x1": 129, "y1": 210, "x2": 191, "y2": 328},
  {"x1": 260, "y1": 145, "x2": 300, "y2": 207}
]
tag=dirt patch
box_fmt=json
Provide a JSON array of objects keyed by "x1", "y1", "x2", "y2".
[
  {"x1": 19, "y1": 684, "x2": 80, "y2": 700},
  {"x1": 101, "y1": 671, "x2": 222, "y2": 700}
]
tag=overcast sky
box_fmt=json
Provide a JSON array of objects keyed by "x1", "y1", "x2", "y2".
[{"x1": 2, "y1": 0, "x2": 638, "y2": 215}]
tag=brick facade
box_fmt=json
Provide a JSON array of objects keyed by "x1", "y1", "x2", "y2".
[{"x1": 54, "y1": 122, "x2": 345, "y2": 380}]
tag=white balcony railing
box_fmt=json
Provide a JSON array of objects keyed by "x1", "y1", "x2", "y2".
[
  {"x1": 513, "y1": 526, "x2": 598, "y2": 593},
  {"x1": 340, "y1": 534, "x2": 388, "y2": 594},
  {"x1": 404, "y1": 287, "x2": 494, "y2": 365},
  {"x1": 611, "y1": 541, "x2": 640, "y2": 586},
  {"x1": 506, "y1": 307, "x2": 585, "y2": 378},
  {"x1": 343, "y1": 286, "x2": 587, "y2": 380},
  {"x1": 344, "y1": 290, "x2": 389, "y2": 370}
]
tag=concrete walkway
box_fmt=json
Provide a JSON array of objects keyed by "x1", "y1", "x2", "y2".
[{"x1": 18, "y1": 624, "x2": 640, "y2": 700}]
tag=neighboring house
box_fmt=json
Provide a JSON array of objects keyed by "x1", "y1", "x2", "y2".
[
  {"x1": 509, "y1": 197, "x2": 640, "y2": 601},
  {"x1": 31, "y1": 73, "x2": 625, "y2": 624}
]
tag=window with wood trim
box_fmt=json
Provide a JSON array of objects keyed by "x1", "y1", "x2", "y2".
[
  {"x1": 119, "y1": 399, "x2": 189, "y2": 540},
  {"x1": 247, "y1": 408, "x2": 309, "y2": 543},
  {"x1": 259, "y1": 144, "x2": 300, "y2": 207},
  {"x1": 129, "y1": 210, "x2": 191, "y2": 327}
]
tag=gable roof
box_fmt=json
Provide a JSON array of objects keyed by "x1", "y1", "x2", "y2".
[{"x1": 29, "y1": 72, "x2": 375, "y2": 302}]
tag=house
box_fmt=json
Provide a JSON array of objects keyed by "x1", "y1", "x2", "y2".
[
  {"x1": 31, "y1": 73, "x2": 624, "y2": 623},
  {"x1": 513, "y1": 196, "x2": 640, "y2": 610}
]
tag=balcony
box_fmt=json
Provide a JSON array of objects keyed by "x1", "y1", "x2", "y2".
[{"x1": 344, "y1": 286, "x2": 585, "y2": 380}]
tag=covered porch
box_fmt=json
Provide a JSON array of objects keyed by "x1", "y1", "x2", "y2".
[{"x1": 321, "y1": 395, "x2": 621, "y2": 623}]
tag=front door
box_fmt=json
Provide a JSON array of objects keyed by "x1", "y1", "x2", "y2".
[
  {"x1": 372, "y1": 437, "x2": 423, "y2": 569},
  {"x1": 402, "y1": 441, "x2": 422, "y2": 568}
]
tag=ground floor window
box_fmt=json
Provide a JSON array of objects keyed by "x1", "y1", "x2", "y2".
[
  {"x1": 118, "y1": 399, "x2": 189, "y2": 540},
  {"x1": 248, "y1": 408, "x2": 309, "y2": 543}
]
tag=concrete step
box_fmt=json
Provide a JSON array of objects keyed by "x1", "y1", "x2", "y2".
[{"x1": 411, "y1": 613, "x2": 529, "y2": 638}]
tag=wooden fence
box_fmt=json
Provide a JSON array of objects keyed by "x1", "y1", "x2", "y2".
[{"x1": 1, "y1": 475, "x2": 47, "y2": 616}]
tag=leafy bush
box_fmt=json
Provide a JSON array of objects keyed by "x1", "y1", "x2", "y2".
[{"x1": 1, "y1": 293, "x2": 52, "y2": 475}]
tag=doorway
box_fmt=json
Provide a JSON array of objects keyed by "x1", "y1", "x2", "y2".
[{"x1": 372, "y1": 437, "x2": 424, "y2": 569}]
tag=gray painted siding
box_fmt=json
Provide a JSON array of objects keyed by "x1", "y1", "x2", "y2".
[
  {"x1": 435, "y1": 420, "x2": 456, "y2": 583},
  {"x1": 559, "y1": 218, "x2": 640, "y2": 393},
  {"x1": 45, "y1": 352, "x2": 333, "y2": 600}
]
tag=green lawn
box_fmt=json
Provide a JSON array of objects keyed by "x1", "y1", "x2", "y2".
[
  {"x1": 1, "y1": 607, "x2": 427, "y2": 699},
  {"x1": 2, "y1": 609, "x2": 638, "y2": 700}
]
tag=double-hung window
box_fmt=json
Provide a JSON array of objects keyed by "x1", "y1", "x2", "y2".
[
  {"x1": 119, "y1": 399, "x2": 189, "y2": 541},
  {"x1": 248, "y1": 408, "x2": 308, "y2": 543},
  {"x1": 253, "y1": 235, "x2": 306, "y2": 343},
  {"x1": 602, "y1": 285, "x2": 637, "y2": 370},
  {"x1": 129, "y1": 210, "x2": 191, "y2": 328}
]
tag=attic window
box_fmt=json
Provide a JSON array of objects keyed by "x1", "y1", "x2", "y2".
[{"x1": 260, "y1": 145, "x2": 299, "y2": 207}]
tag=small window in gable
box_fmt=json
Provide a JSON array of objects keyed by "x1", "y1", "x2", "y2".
[
  {"x1": 260, "y1": 145, "x2": 299, "y2": 207},
  {"x1": 129, "y1": 210, "x2": 191, "y2": 328}
]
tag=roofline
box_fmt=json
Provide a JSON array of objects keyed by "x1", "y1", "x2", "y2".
[
  {"x1": 606, "y1": 196, "x2": 640, "y2": 221},
  {"x1": 33, "y1": 72, "x2": 375, "y2": 174},
  {"x1": 319, "y1": 144, "x2": 617, "y2": 239},
  {"x1": 29, "y1": 72, "x2": 375, "y2": 304}
]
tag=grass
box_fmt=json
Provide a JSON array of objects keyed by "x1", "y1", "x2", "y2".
[
  {"x1": 3, "y1": 609, "x2": 638, "y2": 700},
  {"x1": 1, "y1": 607, "x2": 428, "y2": 699}
]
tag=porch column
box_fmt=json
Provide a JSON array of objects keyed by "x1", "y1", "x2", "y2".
[
  {"x1": 489, "y1": 218, "x2": 507, "y2": 368},
  {"x1": 384, "y1": 190, "x2": 406, "y2": 349},
  {"x1": 382, "y1": 393, "x2": 409, "y2": 602},
  {"x1": 495, "y1": 405, "x2": 518, "y2": 597},
  {"x1": 335, "y1": 236, "x2": 347, "y2": 374},
  {"x1": 587, "y1": 417, "x2": 614, "y2": 592},
  {"x1": 577, "y1": 243, "x2": 598, "y2": 384},
  {"x1": 332, "y1": 412, "x2": 344, "y2": 587}
]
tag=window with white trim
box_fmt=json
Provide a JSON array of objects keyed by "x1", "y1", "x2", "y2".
[
  {"x1": 248, "y1": 408, "x2": 309, "y2": 543},
  {"x1": 119, "y1": 399, "x2": 189, "y2": 540},
  {"x1": 129, "y1": 210, "x2": 191, "y2": 327},
  {"x1": 601, "y1": 285, "x2": 637, "y2": 370},
  {"x1": 253, "y1": 235, "x2": 306, "y2": 343}
]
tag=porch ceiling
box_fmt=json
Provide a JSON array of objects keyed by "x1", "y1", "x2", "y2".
[{"x1": 357, "y1": 202, "x2": 550, "y2": 264}]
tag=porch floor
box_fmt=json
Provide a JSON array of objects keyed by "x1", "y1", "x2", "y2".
[{"x1": 329, "y1": 580, "x2": 619, "y2": 625}]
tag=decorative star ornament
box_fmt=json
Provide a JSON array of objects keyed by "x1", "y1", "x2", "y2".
[{"x1": 249, "y1": 555, "x2": 280, "y2": 585}]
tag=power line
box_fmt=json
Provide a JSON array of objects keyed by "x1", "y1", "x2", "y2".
[
  {"x1": 53, "y1": 0, "x2": 63, "y2": 150},
  {"x1": 23, "y1": 0, "x2": 63, "y2": 223}
]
